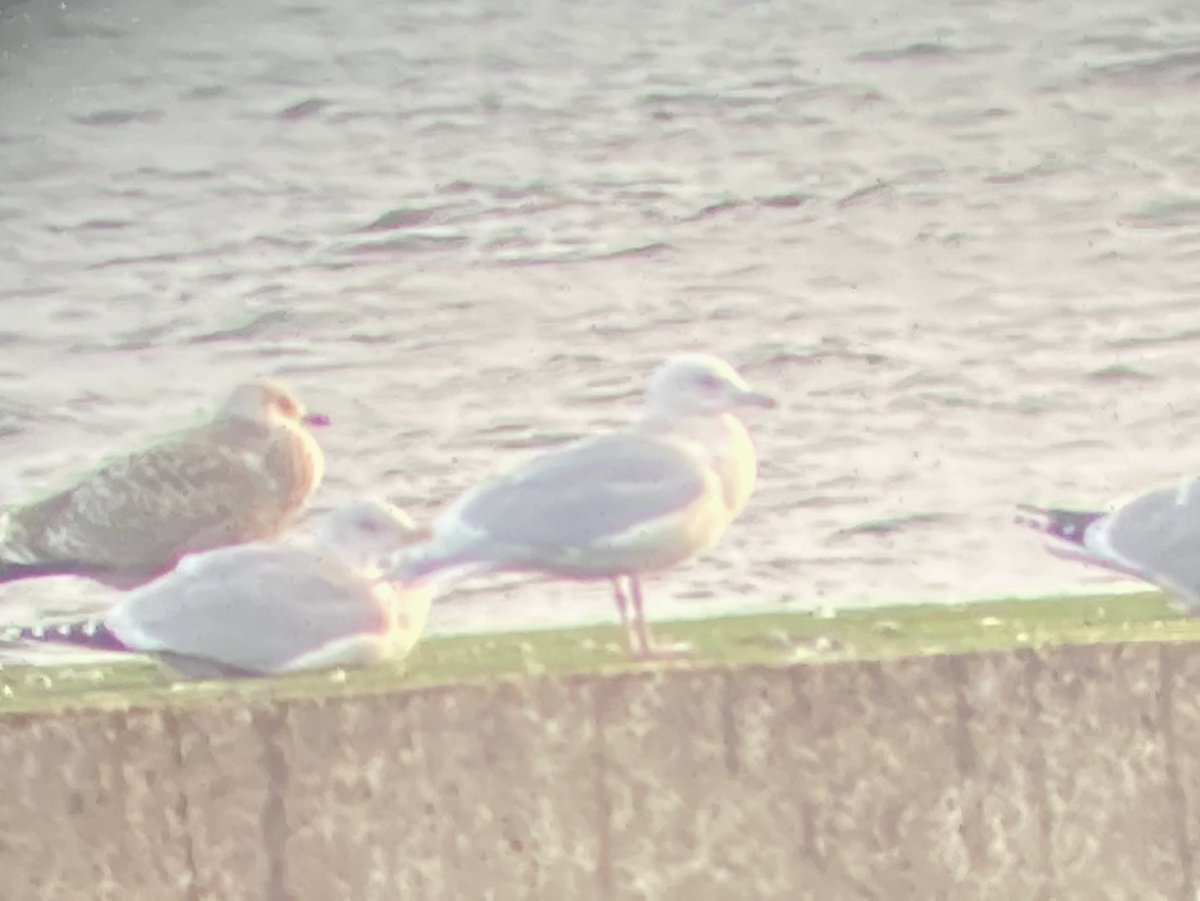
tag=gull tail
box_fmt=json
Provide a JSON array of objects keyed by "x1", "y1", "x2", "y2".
[
  {"x1": 0, "y1": 560, "x2": 101, "y2": 584},
  {"x1": 1014, "y1": 504, "x2": 1108, "y2": 549},
  {"x1": 0, "y1": 618, "x2": 131, "y2": 653}
]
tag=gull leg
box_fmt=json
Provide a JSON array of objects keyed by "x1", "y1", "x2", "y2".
[
  {"x1": 610, "y1": 577, "x2": 641, "y2": 655},
  {"x1": 629, "y1": 576, "x2": 693, "y2": 660}
]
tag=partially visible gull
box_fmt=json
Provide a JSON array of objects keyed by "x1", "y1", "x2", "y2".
[
  {"x1": 1, "y1": 500, "x2": 432, "y2": 679},
  {"x1": 1017, "y1": 474, "x2": 1200, "y2": 611},
  {"x1": 396, "y1": 352, "x2": 777, "y2": 659},
  {"x1": 0, "y1": 378, "x2": 327, "y2": 589}
]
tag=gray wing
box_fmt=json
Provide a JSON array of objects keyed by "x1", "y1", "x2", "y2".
[
  {"x1": 442, "y1": 431, "x2": 708, "y2": 549},
  {"x1": 1106, "y1": 481, "x2": 1200, "y2": 596},
  {"x1": 110, "y1": 545, "x2": 383, "y2": 673}
]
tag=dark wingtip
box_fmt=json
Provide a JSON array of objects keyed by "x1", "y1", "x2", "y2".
[
  {"x1": 1014, "y1": 504, "x2": 1107, "y2": 547},
  {"x1": 0, "y1": 619, "x2": 130, "y2": 653}
]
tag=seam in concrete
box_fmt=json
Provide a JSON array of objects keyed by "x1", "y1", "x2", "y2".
[
  {"x1": 787, "y1": 665, "x2": 826, "y2": 876},
  {"x1": 592, "y1": 681, "x2": 614, "y2": 899},
  {"x1": 254, "y1": 705, "x2": 294, "y2": 901},
  {"x1": 720, "y1": 671, "x2": 740, "y2": 778},
  {"x1": 1020, "y1": 649, "x2": 1056, "y2": 901},
  {"x1": 1158, "y1": 646, "x2": 1195, "y2": 901},
  {"x1": 946, "y1": 655, "x2": 985, "y2": 875},
  {"x1": 785, "y1": 663, "x2": 880, "y2": 901},
  {"x1": 108, "y1": 716, "x2": 132, "y2": 881},
  {"x1": 163, "y1": 709, "x2": 202, "y2": 901}
]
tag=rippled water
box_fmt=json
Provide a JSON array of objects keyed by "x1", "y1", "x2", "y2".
[{"x1": 1, "y1": 0, "x2": 1199, "y2": 634}]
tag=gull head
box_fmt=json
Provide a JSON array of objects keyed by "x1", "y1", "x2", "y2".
[
  {"x1": 644, "y1": 353, "x2": 777, "y2": 418},
  {"x1": 220, "y1": 378, "x2": 330, "y2": 428},
  {"x1": 316, "y1": 500, "x2": 426, "y2": 568}
]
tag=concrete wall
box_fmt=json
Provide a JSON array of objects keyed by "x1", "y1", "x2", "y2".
[{"x1": 1, "y1": 640, "x2": 1198, "y2": 900}]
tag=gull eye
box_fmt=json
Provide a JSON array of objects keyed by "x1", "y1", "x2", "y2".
[
  {"x1": 356, "y1": 518, "x2": 383, "y2": 534},
  {"x1": 696, "y1": 373, "x2": 723, "y2": 394}
]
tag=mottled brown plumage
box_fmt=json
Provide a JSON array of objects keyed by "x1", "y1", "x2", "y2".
[{"x1": 0, "y1": 379, "x2": 326, "y2": 589}]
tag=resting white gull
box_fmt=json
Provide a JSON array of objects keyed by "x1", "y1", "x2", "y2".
[
  {"x1": 0, "y1": 378, "x2": 327, "y2": 589},
  {"x1": 1, "y1": 500, "x2": 432, "y2": 679},
  {"x1": 395, "y1": 352, "x2": 777, "y2": 659}
]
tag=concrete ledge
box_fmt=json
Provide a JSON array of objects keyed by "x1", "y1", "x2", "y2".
[{"x1": 2, "y1": 641, "x2": 1198, "y2": 900}]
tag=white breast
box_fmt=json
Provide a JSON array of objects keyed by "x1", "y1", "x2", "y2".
[
  {"x1": 669, "y1": 413, "x2": 759, "y2": 521},
  {"x1": 712, "y1": 413, "x2": 758, "y2": 518}
]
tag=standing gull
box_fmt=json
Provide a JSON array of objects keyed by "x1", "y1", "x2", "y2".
[
  {"x1": 397, "y1": 353, "x2": 777, "y2": 659},
  {"x1": 1, "y1": 500, "x2": 433, "y2": 678},
  {"x1": 1016, "y1": 476, "x2": 1200, "y2": 611},
  {"x1": 0, "y1": 378, "x2": 327, "y2": 589}
]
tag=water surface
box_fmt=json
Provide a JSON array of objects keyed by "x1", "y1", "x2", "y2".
[{"x1": 1, "y1": 0, "x2": 1199, "y2": 633}]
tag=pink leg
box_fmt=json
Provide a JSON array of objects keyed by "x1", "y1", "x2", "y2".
[
  {"x1": 610, "y1": 577, "x2": 640, "y2": 654},
  {"x1": 629, "y1": 576, "x2": 693, "y2": 659}
]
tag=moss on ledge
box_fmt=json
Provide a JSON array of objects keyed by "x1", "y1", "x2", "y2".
[{"x1": 0, "y1": 590, "x2": 1196, "y2": 716}]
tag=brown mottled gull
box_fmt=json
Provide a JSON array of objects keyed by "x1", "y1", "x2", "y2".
[
  {"x1": 0, "y1": 378, "x2": 327, "y2": 589},
  {"x1": 1, "y1": 500, "x2": 432, "y2": 679},
  {"x1": 395, "y1": 353, "x2": 777, "y2": 659}
]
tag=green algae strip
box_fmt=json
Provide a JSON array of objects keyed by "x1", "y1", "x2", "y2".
[{"x1": 1, "y1": 589, "x2": 1197, "y2": 716}]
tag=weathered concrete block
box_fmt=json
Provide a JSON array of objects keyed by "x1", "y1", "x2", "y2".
[
  {"x1": 174, "y1": 704, "x2": 279, "y2": 900},
  {"x1": 283, "y1": 679, "x2": 603, "y2": 900},
  {"x1": 1027, "y1": 644, "x2": 1177, "y2": 900},
  {"x1": 1156, "y1": 644, "x2": 1200, "y2": 901},
  {"x1": 0, "y1": 708, "x2": 191, "y2": 901},
  {"x1": 1, "y1": 642, "x2": 1198, "y2": 900}
]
